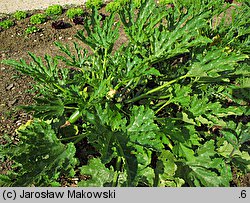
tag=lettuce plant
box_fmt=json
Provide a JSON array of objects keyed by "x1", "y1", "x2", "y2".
[
  {"x1": 1, "y1": 0, "x2": 250, "y2": 187},
  {"x1": 30, "y1": 13, "x2": 47, "y2": 24},
  {"x1": 45, "y1": 5, "x2": 63, "y2": 16},
  {"x1": 0, "y1": 19, "x2": 14, "y2": 29},
  {"x1": 66, "y1": 8, "x2": 84, "y2": 19},
  {"x1": 13, "y1": 11, "x2": 27, "y2": 20},
  {"x1": 25, "y1": 26, "x2": 39, "y2": 35},
  {"x1": 86, "y1": 0, "x2": 103, "y2": 9},
  {"x1": 106, "y1": 0, "x2": 141, "y2": 12}
]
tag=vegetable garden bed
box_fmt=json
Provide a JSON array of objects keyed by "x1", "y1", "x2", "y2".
[{"x1": 0, "y1": 0, "x2": 250, "y2": 187}]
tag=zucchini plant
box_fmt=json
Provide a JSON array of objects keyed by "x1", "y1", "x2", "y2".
[{"x1": 1, "y1": 0, "x2": 250, "y2": 187}]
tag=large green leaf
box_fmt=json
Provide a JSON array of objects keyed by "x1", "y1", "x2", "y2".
[
  {"x1": 160, "y1": 118, "x2": 201, "y2": 147},
  {"x1": 149, "y1": 10, "x2": 212, "y2": 63},
  {"x1": 130, "y1": 145, "x2": 155, "y2": 186},
  {"x1": 78, "y1": 158, "x2": 115, "y2": 187},
  {"x1": 218, "y1": 141, "x2": 250, "y2": 173},
  {"x1": 119, "y1": 0, "x2": 167, "y2": 44},
  {"x1": 184, "y1": 140, "x2": 232, "y2": 186},
  {"x1": 187, "y1": 49, "x2": 248, "y2": 78},
  {"x1": 155, "y1": 150, "x2": 185, "y2": 187},
  {"x1": 76, "y1": 8, "x2": 119, "y2": 53},
  {"x1": 127, "y1": 106, "x2": 163, "y2": 150},
  {"x1": 1, "y1": 119, "x2": 77, "y2": 186},
  {"x1": 21, "y1": 96, "x2": 65, "y2": 120},
  {"x1": 2, "y1": 53, "x2": 68, "y2": 84},
  {"x1": 84, "y1": 105, "x2": 138, "y2": 186},
  {"x1": 84, "y1": 104, "x2": 163, "y2": 186}
]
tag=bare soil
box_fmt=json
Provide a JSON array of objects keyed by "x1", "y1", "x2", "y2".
[{"x1": 0, "y1": 4, "x2": 249, "y2": 187}]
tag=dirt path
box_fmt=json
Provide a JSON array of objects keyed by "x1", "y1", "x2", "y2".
[{"x1": 0, "y1": 0, "x2": 89, "y2": 14}]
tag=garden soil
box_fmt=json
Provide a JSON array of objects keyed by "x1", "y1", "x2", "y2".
[{"x1": 0, "y1": 2, "x2": 249, "y2": 187}]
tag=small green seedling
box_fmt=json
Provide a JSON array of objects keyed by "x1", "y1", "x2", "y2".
[
  {"x1": 66, "y1": 8, "x2": 84, "y2": 19},
  {"x1": 86, "y1": 0, "x2": 103, "y2": 9},
  {"x1": 45, "y1": 5, "x2": 63, "y2": 16},
  {"x1": 0, "y1": 19, "x2": 14, "y2": 29},
  {"x1": 25, "y1": 26, "x2": 39, "y2": 35},
  {"x1": 13, "y1": 11, "x2": 27, "y2": 20},
  {"x1": 30, "y1": 13, "x2": 47, "y2": 24}
]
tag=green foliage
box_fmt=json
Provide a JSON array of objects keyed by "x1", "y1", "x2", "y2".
[
  {"x1": 66, "y1": 8, "x2": 84, "y2": 19},
  {"x1": 78, "y1": 158, "x2": 115, "y2": 186},
  {"x1": 13, "y1": 11, "x2": 27, "y2": 20},
  {"x1": 158, "y1": 0, "x2": 172, "y2": 5},
  {"x1": 45, "y1": 5, "x2": 63, "y2": 16},
  {"x1": 30, "y1": 13, "x2": 47, "y2": 24},
  {"x1": 25, "y1": 26, "x2": 39, "y2": 34},
  {"x1": 86, "y1": 0, "x2": 103, "y2": 9},
  {"x1": 0, "y1": 19, "x2": 14, "y2": 29},
  {"x1": 1, "y1": 0, "x2": 250, "y2": 187},
  {"x1": 0, "y1": 120, "x2": 77, "y2": 186},
  {"x1": 75, "y1": 8, "x2": 120, "y2": 54},
  {"x1": 180, "y1": 140, "x2": 232, "y2": 186},
  {"x1": 105, "y1": 1, "x2": 119, "y2": 13},
  {"x1": 106, "y1": 0, "x2": 142, "y2": 13}
]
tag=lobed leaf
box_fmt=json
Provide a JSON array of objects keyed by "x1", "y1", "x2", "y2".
[
  {"x1": 78, "y1": 158, "x2": 114, "y2": 187},
  {"x1": 184, "y1": 140, "x2": 232, "y2": 186},
  {"x1": 1, "y1": 120, "x2": 77, "y2": 186}
]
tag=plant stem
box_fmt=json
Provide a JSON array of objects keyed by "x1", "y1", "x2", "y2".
[
  {"x1": 92, "y1": 54, "x2": 96, "y2": 79},
  {"x1": 59, "y1": 135, "x2": 80, "y2": 142},
  {"x1": 125, "y1": 74, "x2": 188, "y2": 103},
  {"x1": 53, "y1": 83, "x2": 66, "y2": 93},
  {"x1": 103, "y1": 48, "x2": 108, "y2": 78},
  {"x1": 116, "y1": 137, "x2": 130, "y2": 187},
  {"x1": 155, "y1": 99, "x2": 172, "y2": 114},
  {"x1": 73, "y1": 133, "x2": 87, "y2": 144},
  {"x1": 112, "y1": 156, "x2": 122, "y2": 187},
  {"x1": 64, "y1": 106, "x2": 78, "y2": 110},
  {"x1": 147, "y1": 75, "x2": 187, "y2": 94}
]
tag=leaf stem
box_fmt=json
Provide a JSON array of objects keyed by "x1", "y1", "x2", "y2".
[
  {"x1": 59, "y1": 135, "x2": 80, "y2": 142},
  {"x1": 155, "y1": 99, "x2": 172, "y2": 114},
  {"x1": 103, "y1": 48, "x2": 108, "y2": 78},
  {"x1": 73, "y1": 134, "x2": 87, "y2": 144},
  {"x1": 64, "y1": 106, "x2": 78, "y2": 110},
  {"x1": 112, "y1": 156, "x2": 122, "y2": 187},
  {"x1": 53, "y1": 83, "x2": 66, "y2": 93},
  {"x1": 125, "y1": 74, "x2": 188, "y2": 103},
  {"x1": 115, "y1": 137, "x2": 130, "y2": 187}
]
